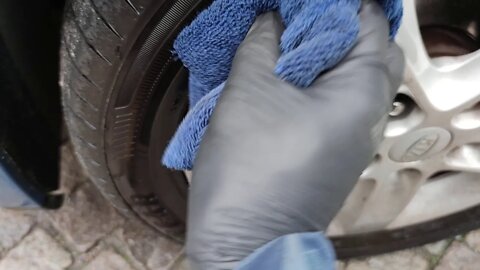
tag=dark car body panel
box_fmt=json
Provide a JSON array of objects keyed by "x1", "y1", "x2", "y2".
[{"x1": 0, "y1": 0, "x2": 65, "y2": 208}]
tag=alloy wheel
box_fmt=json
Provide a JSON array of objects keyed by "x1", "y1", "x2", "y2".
[{"x1": 328, "y1": 0, "x2": 480, "y2": 236}]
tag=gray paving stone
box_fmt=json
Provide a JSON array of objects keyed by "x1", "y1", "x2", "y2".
[
  {"x1": 170, "y1": 256, "x2": 190, "y2": 270},
  {"x1": 435, "y1": 242, "x2": 480, "y2": 270},
  {"x1": 102, "y1": 229, "x2": 148, "y2": 270},
  {"x1": 424, "y1": 240, "x2": 450, "y2": 256},
  {"x1": 48, "y1": 183, "x2": 124, "y2": 252},
  {"x1": 118, "y1": 220, "x2": 183, "y2": 269},
  {"x1": 66, "y1": 239, "x2": 110, "y2": 270},
  {"x1": 83, "y1": 250, "x2": 134, "y2": 270},
  {"x1": 465, "y1": 229, "x2": 480, "y2": 252},
  {"x1": 345, "y1": 250, "x2": 429, "y2": 270},
  {"x1": 0, "y1": 229, "x2": 72, "y2": 270},
  {"x1": 0, "y1": 208, "x2": 35, "y2": 255}
]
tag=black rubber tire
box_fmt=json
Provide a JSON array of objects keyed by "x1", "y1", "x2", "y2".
[
  {"x1": 60, "y1": 0, "x2": 144, "y2": 218},
  {"x1": 60, "y1": 0, "x2": 211, "y2": 239}
]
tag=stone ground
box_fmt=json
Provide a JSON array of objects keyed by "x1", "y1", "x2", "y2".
[{"x1": 1, "y1": 143, "x2": 480, "y2": 270}]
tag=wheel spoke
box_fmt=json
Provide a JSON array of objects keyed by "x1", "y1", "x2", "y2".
[
  {"x1": 402, "y1": 73, "x2": 438, "y2": 114},
  {"x1": 327, "y1": 178, "x2": 376, "y2": 235},
  {"x1": 444, "y1": 49, "x2": 480, "y2": 79},
  {"x1": 396, "y1": 0, "x2": 431, "y2": 76},
  {"x1": 449, "y1": 93, "x2": 480, "y2": 118},
  {"x1": 400, "y1": 53, "x2": 480, "y2": 116},
  {"x1": 446, "y1": 143, "x2": 480, "y2": 173},
  {"x1": 397, "y1": 0, "x2": 480, "y2": 113},
  {"x1": 451, "y1": 98, "x2": 480, "y2": 147},
  {"x1": 333, "y1": 164, "x2": 429, "y2": 233},
  {"x1": 420, "y1": 51, "x2": 480, "y2": 112},
  {"x1": 352, "y1": 168, "x2": 424, "y2": 231},
  {"x1": 389, "y1": 172, "x2": 480, "y2": 228}
]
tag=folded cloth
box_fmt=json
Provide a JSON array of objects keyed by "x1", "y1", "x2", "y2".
[{"x1": 163, "y1": 0, "x2": 403, "y2": 170}]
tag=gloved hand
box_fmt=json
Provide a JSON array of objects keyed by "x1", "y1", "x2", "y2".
[
  {"x1": 162, "y1": 0, "x2": 402, "y2": 170},
  {"x1": 186, "y1": 1, "x2": 404, "y2": 269}
]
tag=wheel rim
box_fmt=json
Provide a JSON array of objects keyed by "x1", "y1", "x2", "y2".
[{"x1": 328, "y1": 0, "x2": 480, "y2": 236}]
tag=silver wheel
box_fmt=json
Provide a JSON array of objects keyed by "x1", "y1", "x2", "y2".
[{"x1": 329, "y1": 0, "x2": 480, "y2": 236}]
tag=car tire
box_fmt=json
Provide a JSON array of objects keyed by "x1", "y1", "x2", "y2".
[{"x1": 60, "y1": 0, "x2": 212, "y2": 238}]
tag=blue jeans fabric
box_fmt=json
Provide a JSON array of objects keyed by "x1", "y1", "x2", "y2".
[{"x1": 236, "y1": 232, "x2": 336, "y2": 270}]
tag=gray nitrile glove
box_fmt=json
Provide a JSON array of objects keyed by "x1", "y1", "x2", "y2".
[{"x1": 187, "y1": 1, "x2": 405, "y2": 269}]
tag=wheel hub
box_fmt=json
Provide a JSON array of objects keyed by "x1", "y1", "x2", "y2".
[{"x1": 389, "y1": 127, "x2": 451, "y2": 162}]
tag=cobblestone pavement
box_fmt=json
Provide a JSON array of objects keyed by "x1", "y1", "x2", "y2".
[{"x1": 1, "y1": 143, "x2": 480, "y2": 269}]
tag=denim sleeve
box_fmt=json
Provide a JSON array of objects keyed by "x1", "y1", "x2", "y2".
[{"x1": 236, "y1": 232, "x2": 336, "y2": 270}]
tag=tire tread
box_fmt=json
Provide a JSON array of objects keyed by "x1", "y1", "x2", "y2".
[{"x1": 60, "y1": 0, "x2": 150, "y2": 220}]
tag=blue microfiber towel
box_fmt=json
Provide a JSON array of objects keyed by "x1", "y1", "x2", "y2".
[{"x1": 163, "y1": 0, "x2": 403, "y2": 170}]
